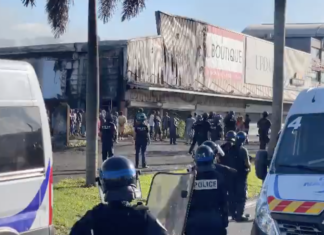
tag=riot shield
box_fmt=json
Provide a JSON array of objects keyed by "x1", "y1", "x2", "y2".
[{"x1": 146, "y1": 172, "x2": 196, "y2": 235}]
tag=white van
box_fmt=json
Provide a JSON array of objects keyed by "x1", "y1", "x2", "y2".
[
  {"x1": 253, "y1": 87, "x2": 324, "y2": 235},
  {"x1": 0, "y1": 60, "x2": 53, "y2": 235}
]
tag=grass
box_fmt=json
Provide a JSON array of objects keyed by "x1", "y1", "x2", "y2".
[{"x1": 54, "y1": 167, "x2": 262, "y2": 235}]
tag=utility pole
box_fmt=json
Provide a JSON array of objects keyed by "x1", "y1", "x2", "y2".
[
  {"x1": 268, "y1": 0, "x2": 287, "y2": 158},
  {"x1": 86, "y1": 0, "x2": 99, "y2": 186}
]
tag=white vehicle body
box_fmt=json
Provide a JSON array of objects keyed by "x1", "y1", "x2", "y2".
[
  {"x1": 0, "y1": 60, "x2": 53, "y2": 235},
  {"x1": 253, "y1": 87, "x2": 324, "y2": 235}
]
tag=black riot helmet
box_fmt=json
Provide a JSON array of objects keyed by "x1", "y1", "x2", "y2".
[
  {"x1": 202, "y1": 140, "x2": 225, "y2": 157},
  {"x1": 100, "y1": 156, "x2": 137, "y2": 202},
  {"x1": 194, "y1": 145, "x2": 215, "y2": 165},
  {"x1": 236, "y1": 131, "x2": 247, "y2": 146},
  {"x1": 202, "y1": 112, "x2": 208, "y2": 120},
  {"x1": 196, "y1": 114, "x2": 203, "y2": 122},
  {"x1": 262, "y1": 111, "x2": 269, "y2": 118},
  {"x1": 225, "y1": 130, "x2": 237, "y2": 143},
  {"x1": 106, "y1": 113, "x2": 113, "y2": 122}
]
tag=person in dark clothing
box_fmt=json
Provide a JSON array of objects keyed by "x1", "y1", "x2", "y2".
[
  {"x1": 185, "y1": 145, "x2": 229, "y2": 235},
  {"x1": 208, "y1": 112, "x2": 215, "y2": 123},
  {"x1": 189, "y1": 115, "x2": 203, "y2": 154},
  {"x1": 168, "y1": 114, "x2": 178, "y2": 145},
  {"x1": 70, "y1": 156, "x2": 168, "y2": 235},
  {"x1": 243, "y1": 114, "x2": 251, "y2": 144},
  {"x1": 134, "y1": 113, "x2": 150, "y2": 168},
  {"x1": 100, "y1": 114, "x2": 116, "y2": 161},
  {"x1": 201, "y1": 140, "x2": 237, "y2": 175},
  {"x1": 223, "y1": 111, "x2": 236, "y2": 135},
  {"x1": 210, "y1": 115, "x2": 224, "y2": 142},
  {"x1": 188, "y1": 113, "x2": 211, "y2": 154},
  {"x1": 220, "y1": 131, "x2": 251, "y2": 222},
  {"x1": 219, "y1": 131, "x2": 237, "y2": 221},
  {"x1": 232, "y1": 131, "x2": 251, "y2": 222},
  {"x1": 257, "y1": 111, "x2": 272, "y2": 150}
]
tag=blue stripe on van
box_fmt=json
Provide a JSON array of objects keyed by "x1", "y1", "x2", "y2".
[{"x1": 0, "y1": 161, "x2": 50, "y2": 233}]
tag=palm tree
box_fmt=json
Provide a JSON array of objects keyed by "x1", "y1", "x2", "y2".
[
  {"x1": 268, "y1": 0, "x2": 287, "y2": 159},
  {"x1": 22, "y1": 0, "x2": 146, "y2": 186}
]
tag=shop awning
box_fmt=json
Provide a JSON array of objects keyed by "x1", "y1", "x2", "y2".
[{"x1": 129, "y1": 82, "x2": 294, "y2": 104}]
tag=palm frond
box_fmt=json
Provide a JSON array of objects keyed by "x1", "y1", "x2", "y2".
[
  {"x1": 121, "y1": 0, "x2": 145, "y2": 22},
  {"x1": 98, "y1": 0, "x2": 120, "y2": 23},
  {"x1": 45, "y1": 0, "x2": 73, "y2": 38},
  {"x1": 21, "y1": 0, "x2": 36, "y2": 7}
]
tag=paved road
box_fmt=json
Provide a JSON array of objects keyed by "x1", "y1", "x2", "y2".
[
  {"x1": 228, "y1": 200, "x2": 255, "y2": 235},
  {"x1": 53, "y1": 140, "x2": 260, "y2": 183}
]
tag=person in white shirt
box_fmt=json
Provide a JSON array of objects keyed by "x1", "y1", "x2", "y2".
[{"x1": 149, "y1": 111, "x2": 155, "y2": 138}]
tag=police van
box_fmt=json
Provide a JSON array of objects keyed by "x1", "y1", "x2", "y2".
[
  {"x1": 0, "y1": 60, "x2": 53, "y2": 235},
  {"x1": 253, "y1": 87, "x2": 324, "y2": 235}
]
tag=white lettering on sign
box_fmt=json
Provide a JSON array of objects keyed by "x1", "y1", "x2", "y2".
[
  {"x1": 205, "y1": 25, "x2": 244, "y2": 81},
  {"x1": 194, "y1": 180, "x2": 218, "y2": 190}
]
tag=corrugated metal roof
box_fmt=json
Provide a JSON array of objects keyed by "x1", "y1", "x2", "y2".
[
  {"x1": 0, "y1": 40, "x2": 128, "y2": 55},
  {"x1": 242, "y1": 23, "x2": 324, "y2": 38}
]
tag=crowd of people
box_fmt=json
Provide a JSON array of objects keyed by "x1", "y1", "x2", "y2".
[
  {"x1": 70, "y1": 109, "x2": 86, "y2": 136},
  {"x1": 98, "y1": 108, "x2": 272, "y2": 168}
]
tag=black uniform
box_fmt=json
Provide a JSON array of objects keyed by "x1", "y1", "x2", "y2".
[
  {"x1": 189, "y1": 119, "x2": 211, "y2": 153},
  {"x1": 257, "y1": 116, "x2": 271, "y2": 150},
  {"x1": 224, "y1": 114, "x2": 236, "y2": 134},
  {"x1": 186, "y1": 165, "x2": 228, "y2": 235},
  {"x1": 220, "y1": 143, "x2": 250, "y2": 221},
  {"x1": 70, "y1": 202, "x2": 168, "y2": 235},
  {"x1": 210, "y1": 119, "x2": 223, "y2": 142},
  {"x1": 100, "y1": 120, "x2": 116, "y2": 161},
  {"x1": 135, "y1": 123, "x2": 149, "y2": 168},
  {"x1": 70, "y1": 156, "x2": 168, "y2": 235}
]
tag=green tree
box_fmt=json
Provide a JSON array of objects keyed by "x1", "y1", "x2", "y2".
[{"x1": 22, "y1": 0, "x2": 146, "y2": 186}]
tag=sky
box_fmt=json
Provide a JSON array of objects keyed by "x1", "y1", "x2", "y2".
[{"x1": 0, "y1": 0, "x2": 324, "y2": 47}]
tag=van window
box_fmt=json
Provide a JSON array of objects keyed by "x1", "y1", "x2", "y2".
[
  {"x1": 0, "y1": 107, "x2": 44, "y2": 174},
  {"x1": 274, "y1": 113, "x2": 324, "y2": 174}
]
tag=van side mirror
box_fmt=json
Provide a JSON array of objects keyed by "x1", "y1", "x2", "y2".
[{"x1": 255, "y1": 150, "x2": 268, "y2": 181}]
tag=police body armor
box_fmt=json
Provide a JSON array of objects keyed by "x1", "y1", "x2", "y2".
[
  {"x1": 135, "y1": 124, "x2": 149, "y2": 143},
  {"x1": 87, "y1": 203, "x2": 147, "y2": 235},
  {"x1": 187, "y1": 165, "x2": 228, "y2": 230},
  {"x1": 101, "y1": 121, "x2": 115, "y2": 142},
  {"x1": 233, "y1": 147, "x2": 249, "y2": 177}
]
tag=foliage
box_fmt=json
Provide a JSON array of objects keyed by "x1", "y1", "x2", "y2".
[{"x1": 21, "y1": 0, "x2": 146, "y2": 37}]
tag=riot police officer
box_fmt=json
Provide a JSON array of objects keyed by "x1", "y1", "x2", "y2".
[
  {"x1": 186, "y1": 145, "x2": 228, "y2": 235},
  {"x1": 134, "y1": 113, "x2": 150, "y2": 168},
  {"x1": 210, "y1": 115, "x2": 224, "y2": 142},
  {"x1": 219, "y1": 131, "x2": 237, "y2": 220},
  {"x1": 257, "y1": 111, "x2": 272, "y2": 150},
  {"x1": 100, "y1": 114, "x2": 116, "y2": 161},
  {"x1": 202, "y1": 140, "x2": 236, "y2": 176},
  {"x1": 70, "y1": 156, "x2": 168, "y2": 235},
  {"x1": 188, "y1": 115, "x2": 203, "y2": 154},
  {"x1": 233, "y1": 131, "x2": 251, "y2": 222},
  {"x1": 224, "y1": 111, "x2": 236, "y2": 134}
]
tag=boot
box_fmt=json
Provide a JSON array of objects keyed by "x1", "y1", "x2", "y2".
[{"x1": 235, "y1": 202, "x2": 249, "y2": 222}]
